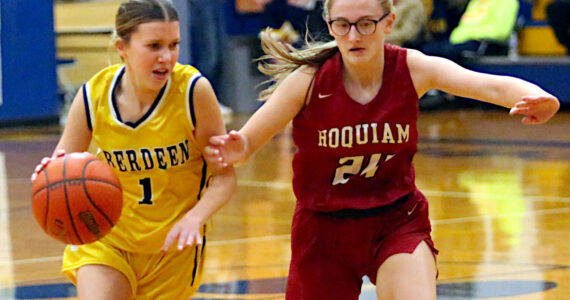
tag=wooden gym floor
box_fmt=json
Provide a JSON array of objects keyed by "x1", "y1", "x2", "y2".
[{"x1": 0, "y1": 109, "x2": 569, "y2": 299}]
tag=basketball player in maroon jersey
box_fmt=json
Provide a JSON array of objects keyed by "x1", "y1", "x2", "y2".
[{"x1": 206, "y1": 0, "x2": 560, "y2": 298}]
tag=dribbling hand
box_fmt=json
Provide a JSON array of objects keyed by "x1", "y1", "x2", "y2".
[
  {"x1": 509, "y1": 95, "x2": 560, "y2": 125},
  {"x1": 30, "y1": 150, "x2": 66, "y2": 182}
]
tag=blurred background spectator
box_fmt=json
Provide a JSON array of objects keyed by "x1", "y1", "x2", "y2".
[
  {"x1": 421, "y1": 0, "x2": 519, "y2": 63},
  {"x1": 546, "y1": 0, "x2": 570, "y2": 55},
  {"x1": 262, "y1": 0, "x2": 329, "y2": 45},
  {"x1": 406, "y1": 0, "x2": 468, "y2": 51},
  {"x1": 386, "y1": 0, "x2": 427, "y2": 46},
  {"x1": 46, "y1": 0, "x2": 570, "y2": 118},
  {"x1": 189, "y1": 0, "x2": 233, "y2": 121},
  {"x1": 415, "y1": 0, "x2": 520, "y2": 110}
]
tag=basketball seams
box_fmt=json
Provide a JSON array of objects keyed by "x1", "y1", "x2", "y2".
[
  {"x1": 62, "y1": 155, "x2": 84, "y2": 244},
  {"x1": 32, "y1": 177, "x2": 121, "y2": 197},
  {"x1": 31, "y1": 158, "x2": 120, "y2": 197},
  {"x1": 81, "y1": 159, "x2": 118, "y2": 227},
  {"x1": 32, "y1": 153, "x2": 122, "y2": 245},
  {"x1": 41, "y1": 168, "x2": 50, "y2": 232}
]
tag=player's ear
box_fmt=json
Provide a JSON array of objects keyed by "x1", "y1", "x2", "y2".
[
  {"x1": 383, "y1": 13, "x2": 396, "y2": 34},
  {"x1": 115, "y1": 38, "x2": 127, "y2": 60}
]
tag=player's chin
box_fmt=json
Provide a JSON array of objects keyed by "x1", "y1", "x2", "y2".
[{"x1": 146, "y1": 75, "x2": 169, "y2": 90}]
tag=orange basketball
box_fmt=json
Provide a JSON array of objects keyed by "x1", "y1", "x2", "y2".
[{"x1": 31, "y1": 152, "x2": 123, "y2": 245}]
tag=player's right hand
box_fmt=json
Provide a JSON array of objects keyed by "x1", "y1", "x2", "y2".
[
  {"x1": 509, "y1": 95, "x2": 560, "y2": 125},
  {"x1": 205, "y1": 130, "x2": 248, "y2": 168},
  {"x1": 30, "y1": 150, "x2": 65, "y2": 182}
]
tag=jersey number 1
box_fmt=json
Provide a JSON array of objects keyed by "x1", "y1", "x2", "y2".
[{"x1": 138, "y1": 177, "x2": 153, "y2": 205}]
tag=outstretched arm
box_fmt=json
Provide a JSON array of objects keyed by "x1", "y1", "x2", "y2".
[
  {"x1": 206, "y1": 65, "x2": 316, "y2": 166},
  {"x1": 407, "y1": 49, "x2": 560, "y2": 124}
]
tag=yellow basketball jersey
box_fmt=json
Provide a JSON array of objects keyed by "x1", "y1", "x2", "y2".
[{"x1": 82, "y1": 63, "x2": 207, "y2": 253}]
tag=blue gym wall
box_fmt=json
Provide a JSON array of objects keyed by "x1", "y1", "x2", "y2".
[{"x1": 0, "y1": 0, "x2": 58, "y2": 124}]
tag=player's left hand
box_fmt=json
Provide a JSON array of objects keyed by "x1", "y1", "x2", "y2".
[
  {"x1": 161, "y1": 215, "x2": 203, "y2": 252},
  {"x1": 30, "y1": 150, "x2": 66, "y2": 182},
  {"x1": 509, "y1": 95, "x2": 560, "y2": 125}
]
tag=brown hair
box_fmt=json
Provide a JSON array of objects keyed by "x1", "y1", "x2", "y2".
[
  {"x1": 114, "y1": 0, "x2": 178, "y2": 43},
  {"x1": 257, "y1": 0, "x2": 393, "y2": 101}
]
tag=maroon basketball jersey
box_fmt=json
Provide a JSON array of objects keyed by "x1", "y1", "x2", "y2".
[{"x1": 292, "y1": 44, "x2": 420, "y2": 211}]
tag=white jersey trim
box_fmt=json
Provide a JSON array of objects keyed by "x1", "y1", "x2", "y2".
[{"x1": 185, "y1": 72, "x2": 202, "y2": 129}]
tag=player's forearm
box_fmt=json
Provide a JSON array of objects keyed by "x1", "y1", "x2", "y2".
[
  {"x1": 184, "y1": 166, "x2": 236, "y2": 224},
  {"x1": 443, "y1": 72, "x2": 555, "y2": 109},
  {"x1": 239, "y1": 119, "x2": 285, "y2": 163},
  {"x1": 491, "y1": 76, "x2": 555, "y2": 108},
  {"x1": 461, "y1": 74, "x2": 554, "y2": 109}
]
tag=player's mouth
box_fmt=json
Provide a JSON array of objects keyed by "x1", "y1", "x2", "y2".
[
  {"x1": 349, "y1": 47, "x2": 365, "y2": 54},
  {"x1": 152, "y1": 68, "x2": 169, "y2": 80}
]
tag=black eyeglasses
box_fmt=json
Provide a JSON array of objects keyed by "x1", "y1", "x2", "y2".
[{"x1": 328, "y1": 12, "x2": 391, "y2": 36}]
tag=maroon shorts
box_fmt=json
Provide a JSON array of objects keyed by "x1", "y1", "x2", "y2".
[{"x1": 285, "y1": 191, "x2": 438, "y2": 300}]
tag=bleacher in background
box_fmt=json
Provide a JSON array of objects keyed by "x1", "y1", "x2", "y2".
[
  {"x1": 50, "y1": 0, "x2": 570, "y2": 117},
  {"x1": 517, "y1": 0, "x2": 566, "y2": 55},
  {"x1": 465, "y1": 56, "x2": 570, "y2": 105},
  {"x1": 53, "y1": 0, "x2": 268, "y2": 113},
  {"x1": 54, "y1": 1, "x2": 121, "y2": 87},
  {"x1": 464, "y1": 0, "x2": 570, "y2": 105}
]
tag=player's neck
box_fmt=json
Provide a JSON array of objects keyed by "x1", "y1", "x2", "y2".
[
  {"x1": 343, "y1": 61, "x2": 384, "y2": 91},
  {"x1": 342, "y1": 49, "x2": 385, "y2": 89},
  {"x1": 120, "y1": 71, "x2": 161, "y2": 105}
]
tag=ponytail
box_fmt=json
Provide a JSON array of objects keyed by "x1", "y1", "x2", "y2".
[{"x1": 257, "y1": 30, "x2": 338, "y2": 101}]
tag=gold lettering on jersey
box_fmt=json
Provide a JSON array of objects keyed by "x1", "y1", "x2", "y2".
[
  {"x1": 328, "y1": 128, "x2": 340, "y2": 148},
  {"x1": 355, "y1": 124, "x2": 369, "y2": 144},
  {"x1": 382, "y1": 123, "x2": 395, "y2": 144},
  {"x1": 341, "y1": 127, "x2": 353, "y2": 148},
  {"x1": 318, "y1": 123, "x2": 410, "y2": 148},
  {"x1": 102, "y1": 139, "x2": 191, "y2": 172}
]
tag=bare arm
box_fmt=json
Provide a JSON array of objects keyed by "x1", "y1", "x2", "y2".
[
  {"x1": 162, "y1": 77, "x2": 236, "y2": 251},
  {"x1": 407, "y1": 49, "x2": 560, "y2": 123},
  {"x1": 187, "y1": 77, "x2": 236, "y2": 221},
  {"x1": 31, "y1": 89, "x2": 92, "y2": 181},
  {"x1": 205, "y1": 66, "x2": 315, "y2": 167},
  {"x1": 55, "y1": 89, "x2": 93, "y2": 153},
  {"x1": 239, "y1": 66, "x2": 316, "y2": 160}
]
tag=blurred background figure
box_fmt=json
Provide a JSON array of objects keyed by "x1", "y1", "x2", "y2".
[
  {"x1": 189, "y1": 0, "x2": 233, "y2": 123},
  {"x1": 386, "y1": 0, "x2": 427, "y2": 46},
  {"x1": 406, "y1": 0, "x2": 468, "y2": 51},
  {"x1": 546, "y1": 0, "x2": 570, "y2": 55},
  {"x1": 422, "y1": 0, "x2": 519, "y2": 63},
  {"x1": 262, "y1": 0, "x2": 329, "y2": 45},
  {"x1": 415, "y1": 0, "x2": 520, "y2": 110},
  {"x1": 409, "y1": 0, "x2": 469, "y2": 110}
]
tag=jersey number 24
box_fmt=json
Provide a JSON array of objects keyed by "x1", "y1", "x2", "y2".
[{"x1": 332, "y1": 153, "x2": 394, "y2": 185}]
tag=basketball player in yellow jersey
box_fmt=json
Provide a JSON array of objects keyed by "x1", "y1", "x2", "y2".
[{"x1": 31, "y1": 1, "x2": 236, "y2": 299}]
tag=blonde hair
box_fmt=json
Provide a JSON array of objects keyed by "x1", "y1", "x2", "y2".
[
  {"x1": 257, "y1": 0, "x2": 393, "y2": 101},
  {"x1": 257, "y1": 32, "x2": 338, "y2": 101}
]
